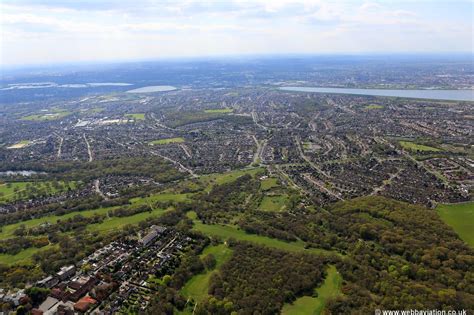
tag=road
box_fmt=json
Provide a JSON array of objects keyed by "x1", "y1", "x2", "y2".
[
  {"x1": 83, "y1": 133, "x2": 93, "y2": 162},
  {"x1": 93, "y1": 179, "x2": 108, "y2": 200},
  {"x1": 151, "y1": 151, "x2": 198, "y2": 178}
]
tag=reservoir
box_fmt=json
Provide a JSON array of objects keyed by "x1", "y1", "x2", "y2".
[
  {"x1": 279, "y1": 87, "x2": 474, "y2": 102},
  {"x1": 126, "y1": 85, "x2": 177, "y2": 93}
]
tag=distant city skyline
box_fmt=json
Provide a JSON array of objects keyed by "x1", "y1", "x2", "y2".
[{"x1": 1, "y1": 0, "x2": 472, "y2": 66}]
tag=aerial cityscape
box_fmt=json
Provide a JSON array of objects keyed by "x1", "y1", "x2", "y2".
[{"x1": 0, "y1": 1, "x2": 473, "y2": 315}]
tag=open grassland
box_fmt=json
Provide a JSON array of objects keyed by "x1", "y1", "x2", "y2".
[
  {"x1": 0, "y1": 244, "x2": 58, "y2": 266},
  {"x1": 204, "y1": 108, "x2": 233, "y2": 113},
  {"x1": 260, "y1": 177, "x2": 279, "y2": 190},
  {"x1": 282, "y1": 265, "x2": 342, "y2": 315},
  {"x1": 399, "y1": 141, "x2": 441, "y2": 152},
  {"x1": 0, "y1": 205, "x2": 116, "y2": 240},
  {"x1": 87, "y1": 208, "x2": 168, "y2": 233},
  {"x1": 188, "y1": 212, "x2": 335, "y2": 256},
  {"x1": 125, "y1": 113, "x2": 145, "y2": 120},
  {"x1": 0, "y1": 181, "x2": 76, "y2": 204},
  {"x1": 199, "y1": 167, "x2": 264, "y2": 192},
  {"x1": 0, "y1": 205, "x2": 168, "y2": 263},
  {"x1": 437, "y1": 202, "x2": 474, "y2": 247},
  {"x1": 21, "y1": 111, "x2": 71, "y2": 121},
  {"x1": 258, "y1": 195, "x2": 288, "y2": 212},
  {"x1": 6, "y1": 140, "x2": 31, "y2": 149},
  {"x1": 148, "y1": 137, "x2": 185, "y2": 145},
  {"x1": 364, "y1": 104, "x2": 384, "y2": 110},
  {"x1": 0, "y1": 182, "x2": 29, "y2": 201},
  {"x1": 180, "y1": 244, "x2": 233, "y2": 303},
  {"x1": 130, "y1": 192, "x2": 192, "y2": 205}
]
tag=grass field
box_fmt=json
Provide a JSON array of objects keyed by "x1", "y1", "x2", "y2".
[
  {"x1": 0, "y1": 205, "x2": 168, "y2": 263},
  {"x1": 0, "y1": 244, "x2": 58, "y2": 265},
  {"x1": 21, "y1": 111, "x2": 71, "y2": 121},
  {"x1": 0, "y1": 182, "x2": 29, "y2": 201},
  {"x1": 204, "y1": 108, "x2": 233, "y2": 113},
  {"x1": 260, "y1": 177, "x2": 279, "y2": 190},
  {"x1": 188, "y1": 212, "x2": 335, "y2": 256},
  {"x1": 399, "y1": 141, "x2": 441, "y2": 152},
  {"x1": 180, "y1": 244, "x2": 233, "y2": 303},
  {"x1": 0, "y1": 181, "x2": 76, "y2": 204},
  {"x1": 6, "y1": 140, "x2": 30, "y2": 149},
  {"x1": 282, "y1": 265, "x2": 342, "y2": 315},
  {"x1": 130, "y1": 192, "x2": 192, "y2": 205},
  {"x1": 437, "y1": 202, "x2": 474, "y2": 247},
  {"x1": 364, "y1": 104, "x2": 384, "y2": 110},
  {"x1": 125, "y1": 113, "x2": 145, "y2": 120},
  {"x1": 258, "y1": 195, "x2": 288, "y2": 211},
  {"x1": 148, "y1": 137, "x2": 185, "y2": 145},
  {"x1": 87, "y1": 207, "x2": 168, "y2": 233},
  {"x1": 0, "y1": 205, "x2": 117, "y2": 240},
  {"x1": 199, "y1": 167, "x2": 264, "y2": 192}
]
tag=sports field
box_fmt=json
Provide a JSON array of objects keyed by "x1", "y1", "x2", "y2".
[
  {"x1": 437, "y1": 202, "x2": 474, "y2": 247},
  {"x1": 204, "y1": 108, "x2": 233, "y2": 113},
  {"x1": 399, "y1": 141, "x2": 441, "y2": 152},
  {"x1": 125, "y1": 113, "x2": 145, "y2": 120},
  {"x1": 148, "y1": 137, "x2": 185, "y2": 145}
]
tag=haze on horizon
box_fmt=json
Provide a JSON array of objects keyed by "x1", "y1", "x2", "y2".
[{"x1": 0, "y1": 0, "x2": 472, "y2": 66}]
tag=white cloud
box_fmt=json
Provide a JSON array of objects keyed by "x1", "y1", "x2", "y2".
[{"x1": 0, "y1": 0, "x2": 471, "y2": 66}]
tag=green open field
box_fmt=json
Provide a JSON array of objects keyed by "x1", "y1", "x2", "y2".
[
  {"x1": 87, "y1": 207, "x2": 168, "y2": 233},
  {"x1": 0, "y1": 181, "x2": 76, "y2": 204},
  {"x1": 0, "y1": 205, "x2": 168, "y2": 263},
  {"x1": 204, "y1": 108, "x2": 233, "y2": 113},
  {"x1": 199, "y1": 167, "x2": 264, "y2": 192},
  {"x1": 437, "y1": 202, "x2": 474, "y2": 247},
  {"x1": 125, "y1": 113, "x2": 145, "y2": 120},
  {"x1": 180, "y1": 244, "x2": 233, "y2": 303},
  {"x1": 282, "y1": 265, "x2": 342, "y2": 315},
  {"x1": 0, "y1": 205, "x2": 117, "y2": 240},
  {"x1": 148, "y1": 137, "x2": 185, "y2": 145},
  {"x1": 21, "y1": 111, "x2": 72, "y2": 121},
  {"x1": 364, "y1": 104, "x2": 384, "y2": 110},
  {"x1": 399, "y1": 141, "x2": 441, "y2": 152},
  {"x1": 0, "y1": 182, "x2": 29, "y2": 202},
  {"x1": 0, "y1": 244, "x2": 58, "y2": 266},
  {"x1": 260, "y1": 177, "x2": 279, "y2": 190},
  {"x1": 130, "y1": 192, "x2": 192, "y2": 205},
  {"x1": 258, "y1": 195, "x2": 288, "y2": 212},
  {"x1": 188, "y1": 212, "x2": 335, "y2": 256}
]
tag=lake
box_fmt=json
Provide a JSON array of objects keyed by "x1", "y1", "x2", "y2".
[
  {"x1": 126, "y1": 85, "x2": 177, "y2": 93},
  {"x1": 0, "y1": 171, "x2": 46, "y2": 176},
  {"x1": 279, "y1": 87, "x2": 474, "y2": 102}
]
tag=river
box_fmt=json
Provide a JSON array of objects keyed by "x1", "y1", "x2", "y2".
[{"x1": 279, "y1": 87, "x2": 473, "y2": 102}]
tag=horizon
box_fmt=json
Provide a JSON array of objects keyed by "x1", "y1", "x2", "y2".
[
  {"x1": 2, "y1": 51, "x2": 473, "y2": 71},
  {"x1": 1, "y1": 0, "x2": 472, "y2": 67}
]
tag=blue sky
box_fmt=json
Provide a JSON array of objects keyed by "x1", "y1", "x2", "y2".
[{"x1": 0, "y1": 0, "x2": 472, "y2": 66}]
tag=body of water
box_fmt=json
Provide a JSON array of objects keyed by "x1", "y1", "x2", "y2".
[
  {"x1": 0, "y1": 170, "x2": 46, "y2": 176},
  {"x1": 126, "y1": 85, "x2": 177, "y2": 93},
  {"x1": 279, "y1": 87, "x2": 474, "y2": 102}
]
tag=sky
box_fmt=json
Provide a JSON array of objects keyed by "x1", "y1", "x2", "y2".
[{"x1": 0, "y1": 0, "x2": 472, "y2": 66}]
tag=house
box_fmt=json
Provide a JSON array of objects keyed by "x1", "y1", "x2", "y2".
[
  {"x1": 57, "y1": 265, "x2": 76, "y2": 281},
  {"x1": 36, "y1": 275, "x2": 59, "y2": 288},
  {"x1": 74, "y1": 296, "x2": 97, "y2": 313}
]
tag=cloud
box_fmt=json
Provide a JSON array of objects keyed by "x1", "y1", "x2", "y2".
[{"x1": 0, "y1": 0, "x2": 472, "y2": 66}]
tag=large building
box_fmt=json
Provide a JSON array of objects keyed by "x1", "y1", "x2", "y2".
[{"x1": 138, "y1": 225, "x2": 167, "y2": 247}]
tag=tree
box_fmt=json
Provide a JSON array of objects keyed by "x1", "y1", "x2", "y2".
[{"x1": 202, "y1": 254, "x2": 217, "y2": 270}]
